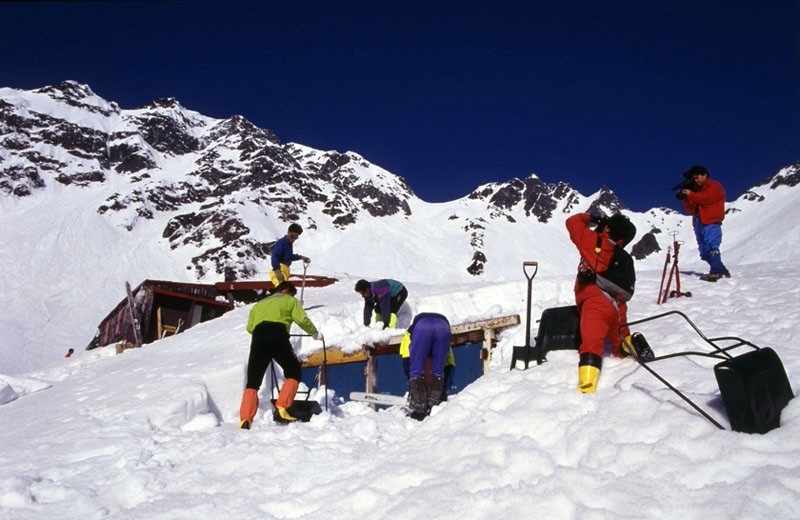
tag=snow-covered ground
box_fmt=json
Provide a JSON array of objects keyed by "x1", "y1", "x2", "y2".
[{"x1": 1, "y1": 259, "x2": 798, "y2": 519}]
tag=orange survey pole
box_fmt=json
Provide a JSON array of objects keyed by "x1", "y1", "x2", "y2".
[
  {"x1": 658, "y1": 232, "x2": 692, "y2": 304},
  {"x1": 657, "y1": 245, "x2": 671, "y2": 304}
]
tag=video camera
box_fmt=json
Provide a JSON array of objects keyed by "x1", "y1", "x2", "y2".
[
  {"x1": 589, "y1": 213, "x2": 609, "y2": 230},
  {"x1": 673, "y1": 172, "x2": 696, "y2": 201},
  {"x1": 674, "y1": 165, "x2": 707, "y2": 201}
]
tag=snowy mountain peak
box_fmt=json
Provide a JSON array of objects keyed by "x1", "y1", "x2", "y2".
[
  {"x1": 761, "y1": 161, "x2": 800, "y2": 190},
  {"x1": 32, "y1": 80, "x2": 119, "y2": 116},
  {"x1": 34, "y1": 80, "x2": 96, "y2": 102}
]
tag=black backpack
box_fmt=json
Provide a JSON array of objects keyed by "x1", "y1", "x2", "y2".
[{"x1": 594, "y1": 237, "x2": 636, "y2": 302}]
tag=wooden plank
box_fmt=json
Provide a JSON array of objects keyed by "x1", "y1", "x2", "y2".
[
  {"x1": 482, "y1": 328, "x2": 494, "y2": 374},
  {"x1": 301, "y1": 314, "x2": 520, "y2": 368},
  {"x1": 450, "y1": 315, "x2": 520, "y2": 334},
  {"x1": 303, "y1": 348, "x2": 369, "y2": 367},
  {"x1": 365, "y1": 351, "x2": 378, "y2": 410},
  {"x1": 125, "y1": 282, "x2": 142, "y2": 349},
  {"x1": 214, "y1": 276, "x2": 337, "y2": 292},
  {"x1": 150, "y1": 287, "x2": 233, "y2": 309}
]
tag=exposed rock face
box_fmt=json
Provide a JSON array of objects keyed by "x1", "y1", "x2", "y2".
[
  {"x1": 631, "y1": 231, "x2": 661, "y2": 260},
  {"x1": 760, "y1": 162, "x2": 800, "y2": 190},
  {"x1": 461, "y1": 176, "x2": 633, "y2": 273},
  {"x1": 0, "y1": 82, "x2": 417, "y2": 279},
  {"x1": 468, "y1": 175, "x2": 587, "y2": 223}
]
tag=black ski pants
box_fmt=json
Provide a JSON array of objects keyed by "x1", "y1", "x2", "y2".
[{"x1": 245, "y1": 321, "x2": 301, "y2": 390}]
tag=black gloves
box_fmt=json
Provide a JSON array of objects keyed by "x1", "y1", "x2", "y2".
[{"x1": 589, "y1": 213, "x2": 609, "y2": 229}]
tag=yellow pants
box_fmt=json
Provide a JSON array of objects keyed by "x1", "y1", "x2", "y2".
[{"x1": 269, "y1": 264, "x2": 290, "y2": 287}]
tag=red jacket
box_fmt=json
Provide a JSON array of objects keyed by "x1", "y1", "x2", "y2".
[
  {"x1": 565, "y1": 213, "x2": 617, "y2": 306},
  {"x1": 683, "y1": 178, "x2": 725, "y2": 225},
  {"x1": 566, "y1": 214, "x2": 631, "y2": 349}
]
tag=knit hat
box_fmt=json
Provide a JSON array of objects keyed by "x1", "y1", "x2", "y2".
[
  {"x1": 608, "y1": 215, "x2": 636, "y2": 246},
  {"x1": 683, "y1": 165, "x2": 708, "y2": 178}
]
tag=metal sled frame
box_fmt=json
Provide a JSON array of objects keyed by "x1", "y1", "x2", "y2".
[
  {"x1": 269, "y1": 334, "x2": 329, "y2": 413},
  {"x1": 621, "y1": 310, "x2": 761, "y2": 430}
]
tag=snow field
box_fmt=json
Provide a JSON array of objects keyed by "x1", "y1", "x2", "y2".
[{"x1": 1, "y1": 262, "x2": 799, "y2": 519}]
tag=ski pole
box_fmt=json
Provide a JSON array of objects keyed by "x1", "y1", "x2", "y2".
[{"x1": 322, "y1": 337, "x2": 328, "y2": 412}]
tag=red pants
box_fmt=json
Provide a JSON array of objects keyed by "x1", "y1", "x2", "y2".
[{"x1": 578, "y1": 294, "x2": 625, "y2": 358}]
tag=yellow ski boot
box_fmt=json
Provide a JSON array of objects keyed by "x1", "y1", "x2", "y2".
[
  {"x1": 275, "y1": 406, "x2": 297, "y2": 422},
  {"x1": 578, "y1": 353, "x2": 602, "y2": 393}
]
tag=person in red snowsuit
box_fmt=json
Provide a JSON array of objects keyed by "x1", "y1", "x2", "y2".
[{"x1": 566, "y1": 213, "x2": 637, "y2": 393}]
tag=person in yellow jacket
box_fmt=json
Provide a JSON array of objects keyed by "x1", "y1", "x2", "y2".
[{"x1": 238, "y1": 281, "x2": 322, "y2": 428}]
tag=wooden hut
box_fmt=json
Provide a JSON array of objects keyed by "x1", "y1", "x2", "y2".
[
  {"x1": 86, "y1": 280, "x2": 233, "y2": 350},
  {"x1": 86, "y1": 275, "x2": 339, "y2": 351}
]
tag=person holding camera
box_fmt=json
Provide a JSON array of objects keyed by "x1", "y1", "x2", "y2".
[
  {"x1": 566, "y1": 212, "x2": 637, "y2": 393},
  {"x1": 677, "y1": 165, "x2": 730, "y2": 282}
]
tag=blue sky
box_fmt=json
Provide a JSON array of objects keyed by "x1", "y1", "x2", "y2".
[{"x1": 3, "y1": 1, "x2": 798, "y2": 212}]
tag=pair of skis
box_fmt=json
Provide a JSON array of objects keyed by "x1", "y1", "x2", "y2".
[{"x1": 349, "y1": 392, "x2": 407, "y2": 408}]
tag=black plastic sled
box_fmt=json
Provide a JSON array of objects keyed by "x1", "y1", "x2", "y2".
[
  {"x1": 623, "y1": 310, "x2": 793, "y2": 434},
  {"x1": 511, "y1": 305, "x2": 581, "y2": 370},
  {"x1": 270, "y1": 398, "x2": 322, "y2": 423},
  {"x1": 268, "y1": 334, "x2": 329, "y2": 423}
]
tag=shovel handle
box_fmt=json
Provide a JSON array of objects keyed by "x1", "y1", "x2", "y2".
[
  {"x1": 299, "y1": 262, "x2": 309, "y2": 304},
  {"x1": 523, "y1": 261, "x2": 539, "y2": 281}
]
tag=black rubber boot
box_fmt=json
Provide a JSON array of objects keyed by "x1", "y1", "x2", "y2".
[
  {"x1": 407, "y1": 377, "x2": 429, "y2": 421},
  {"x1": 427, "y1": 376, "x2": 445, "y2": 410}
]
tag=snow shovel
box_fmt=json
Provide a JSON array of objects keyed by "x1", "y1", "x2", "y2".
[
  {"x1": 269, "y1": 340, "x2": 324, "y2": 423},
  {"x1": 510, "y1": 261, "x2": 542, "y2": 370},
  {"x1": 621, "y1": 310, "x2": 793, "y2": 433}
]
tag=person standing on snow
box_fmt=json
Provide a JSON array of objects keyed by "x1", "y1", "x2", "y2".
[
  {"x1": 269, "y1": 223, "x2": 310, "y2": 288},
  {"x1": 355, "y1": 278, "x2": 408, "y2": 329},
  {"x1": 238, "y1": 281, "x2": 322, "y2": 428},
  {"x1": 401, "y1": 313, "x2": 452, "y2": 420},
  {"x1": 678, "y1": 165, "x2": 731, "y2": 282},
  {"x1": 566, "y1": 213, "x2": 637, "y2": 393}
]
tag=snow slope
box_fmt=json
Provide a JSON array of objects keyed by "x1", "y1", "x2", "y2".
[{"x1": 1, "y1": 261, "x2": 799, "y2": 519}]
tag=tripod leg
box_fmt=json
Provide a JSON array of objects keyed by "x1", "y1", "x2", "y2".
[{"x1": 662, "y1": 261, "x2": 676, "y2": 304}]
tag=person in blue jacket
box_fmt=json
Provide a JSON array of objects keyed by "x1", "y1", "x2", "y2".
[
  {"x1": 270, "y1": 223, "x2": 310, "y2": 287},
  {"x1": 354, "y1": 279, "x2": 408, "y2": 329}
]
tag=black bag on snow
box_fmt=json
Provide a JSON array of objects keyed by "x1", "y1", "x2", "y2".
[
  {"x1": 595, "y1": 244, "x2": 636, "y2": 302},
  {"x1": 714, "y1": 347, "x2": 794, "y2": 434}
]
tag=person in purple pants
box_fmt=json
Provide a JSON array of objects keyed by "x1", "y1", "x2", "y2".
[{"x1": 406, "y1": 313, "x2": 452, "y2": 420}]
